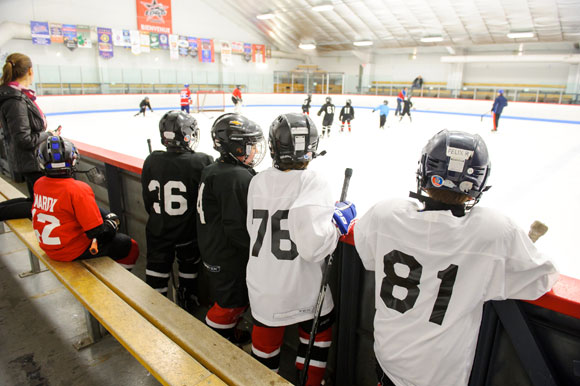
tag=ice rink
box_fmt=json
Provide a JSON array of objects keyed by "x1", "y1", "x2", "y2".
[{"x1": 47, "y1": 101, "x2": 580, "y2": 279}]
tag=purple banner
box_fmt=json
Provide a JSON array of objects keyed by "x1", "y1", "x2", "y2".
[
  {"x1": 30, "y1": 21, "x2": 51, "y2": 45},
  {"x1": 97, "y1": 27, "x2": 114, "y2": 59},
  {"x1": 159, "y1": 33, "x2": 169, "y2": 50},
  {"x1": 199, "y1": 38, "x2": 214, "y2": 63},
  {"x1": 187, "y1": 36, "x2": 198, "y2": 59},
  {"x1": 243, "y1": 42, "x2": 252, "y2": 62},
  {"x1": 63, "y1": 24, "x2": 77, "y2": 51}
]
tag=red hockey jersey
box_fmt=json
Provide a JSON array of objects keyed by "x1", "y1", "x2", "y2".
[{"x1": 180, "y1": 88, "x2": 191, "y2": 106}]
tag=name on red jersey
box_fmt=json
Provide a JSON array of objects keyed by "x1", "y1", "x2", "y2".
[{"x1": 33, "y1": 193, "x2": 58, "y2": 212}]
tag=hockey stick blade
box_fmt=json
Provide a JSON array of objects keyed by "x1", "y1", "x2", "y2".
[
  {"x1": 299, "y1": 168, "x2": 353, "y2": 386},
  {"x1": 529, "y1": 220, "x2": 548, "y2": 243}
]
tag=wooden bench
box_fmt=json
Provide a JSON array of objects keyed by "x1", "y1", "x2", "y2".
[{"x1": 0, "y1": 176, "x2": 291, "y2": 386}]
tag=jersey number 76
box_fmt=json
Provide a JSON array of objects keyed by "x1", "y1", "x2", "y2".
[{"x1": 251, "y1": 209, "x2": 298, "y2": 261}]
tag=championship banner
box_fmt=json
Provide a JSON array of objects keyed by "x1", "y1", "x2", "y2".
[
  {"x1": 30, "y1": 21, "x2": 50, "y2": 45},
  {"x1": 220, "y1": 41, "x2": 232, "y2": 66},
  {"x1": 136, "y1": 0, "x2": 172, "y2": 34},
  {"x1": 97, "y1": 27, "x2": 114, "y2": 59},
  {"x1": 178, "y1": 35, "x2": 189, "y2": 56},
  {"x1": 199, "y1": 38, "x2": 214, "y2": 63},
  {"x1": 243, "y1": 43, "x2": 252, "y2": 62},
  {"x1": 231, "y1": 41, "x2": 243, "y2": 54},
  {"x1": 169, "y1": 34, "x2": 179, "y2": 60},
  {"x1": 112, "y1": 29, "x2": 131, "y2": 47},
  {"x1": 130, "y1": 30, "x2": 141, "y2": 55},
  {"x1": 140, "y1": 32, "x2": 151, "y2": 53},
  {"x1": 63, "y1": 24, "x2": 78, "y2": 51},
  {"x1": 159, "y1": 33, "x2": 169, "y2": 50},
  {"x1": 150, "y1": 33, "x2": 160, "y2": 49},
  {"x1": 49, "y1": 23, "x2": 63, "y2": 43},
  {"x1": 187, "y1": 37, "x2": 198, "y2": 59},
  {"x1": 252, "y1": 44, "x2": 266, "y2": 63},
  {"x1": 76, "y1": 25, "x2": 92, "y2": 48}
]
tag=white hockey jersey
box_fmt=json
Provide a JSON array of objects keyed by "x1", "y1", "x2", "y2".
[
  {"x1": 354, "y1": 198, "x2": 559, "y2": 386},
  {"x1": 246, "y1": 167, "x2": 340, "y2": 326}
]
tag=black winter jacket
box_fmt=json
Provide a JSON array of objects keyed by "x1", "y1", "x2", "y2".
[{"x1": 0, "y1": 85, "x2": 49, "y2": 173}]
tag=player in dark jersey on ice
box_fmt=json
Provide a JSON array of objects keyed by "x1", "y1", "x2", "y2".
[
  {"x1": 135, "y1": 96, "x2": 153, "y2": 117},
  {"x1": 354, "y1": 130, "x2": 558, "y2": 386},
  {"x1": 32, "y1": 136, "x2": 139, "y2": 268},
  {"x1": 339, "y1": 99, "x2": 355, "y2": 132},
  {"x1": 399, "y1": 95, "x2": 412, "y2": 122},
  {"x1": 317, "y1": 96, "x2": 335, "y2": 138},
  {"x1": 302, "y1": 94, "x2": 312, "y2": 115},
  {"x1": 141, "y1": 111, "x2": 213, "y2": 312},
  {"x1": 491, "y1": 89, "x2": 508, "y2": 132},
  {"x1": 196, "y1": 113, "x2": 266, "y2": 344}
]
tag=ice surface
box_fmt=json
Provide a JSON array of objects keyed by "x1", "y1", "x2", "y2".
[{"x1": 54, "y1": 104, "x2": 580, "y2": 279}]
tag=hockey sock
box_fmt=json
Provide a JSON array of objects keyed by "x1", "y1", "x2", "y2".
[
  {"x1": 348, "y1": 124, "x2": 351, "y2": 132},
  {"x1": 341, "y1": 124, "x2": 344, "y2": 131},
  {"x1": 206, "y1": 303, "x2": 249, "y2": 342},
  {"x1": 115, "y1": 239, "x2": 139, "y2": 270},
  {"x1": 145, "y1": 260, "x2": 171, "y2": 295},
  {"x1": 296, "y1": 324, "x2": 332, "y2": 386},
  {"x1": 251, "y1": 324, "x2": 285, "y2": 372}
]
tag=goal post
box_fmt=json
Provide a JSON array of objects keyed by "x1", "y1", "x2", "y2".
[{"x1": 195, "y1": 90, "x2": 226, "y2": 113}]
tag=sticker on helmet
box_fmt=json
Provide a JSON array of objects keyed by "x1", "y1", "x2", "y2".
[
  {"x1": 230, "y1": 120, "x2": 243, "y2": 126},
  {"x1": 292, "y1": 126, "x2": 309, "y2": 135},
  {"x1": 164, "y1": 131, "x2": 176, "y2": 139},
  {"x1": 459, "y1": 181, "x2": 473, "y2": 193},
  {"x1": 295, "y1": 135, "x2": 306, "y2": 151},
  {"x1": 431, "y1": 175, "x2": 444, "y2": 187}
]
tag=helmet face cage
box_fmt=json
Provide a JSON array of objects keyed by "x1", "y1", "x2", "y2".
[
  {"x1": 269, "y1": 113, "x2": 319, "y2": 168},
  {"x1": 37, "y1": 136, "x2": 80, "y2": 176},
  {"x1": 417, "y1": 130, "x2": 490, "y2": 201},
  {"x1": 211, "y1": 113, "x2": 266, "y2": 168},
  {"x1": 159, "y1": 111, "x2": 199, "y2": 152}
]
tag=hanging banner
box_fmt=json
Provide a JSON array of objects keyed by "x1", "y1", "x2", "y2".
[
  {"x1": 169, "y1": 34, "x2": 179, "y2": 60},
  {"x1": 63, "y1": 24, "x2": 78, "y2": 51},
  {"x1": 150, "y1": 33, "x2": 160, "y2": 49},
  {"x1": 49, "y1": 23, "x2": 63, "y2": 43},
  {"x1": 76, "y1": 25, "x2": 91, "y2": 48},
  {"x1": 97, "y1": 27, "x2": 114, "y2": 59},
  {"x1": 266, "y1": 45, "x2": 272, "y2": 59},
  {"x1": 159, "y1": 33, "x2": 169, "y2": 50},
  {"x1": 231, "y1": 41, "x2": 243, "y2": 54},
  {"x1": 178, "y1": 35, "x2": 189, "y2": 57},
  {"x1": 130, "y1": 30, "x2": 141, "y2": 55},
  {"x1": 136, "y1": 0, "x2": 172, "y2": 34},
  {"x1": 252, "y1": 44, "x2": 266, "y2": 63},
  {"x1": 243, "y1": 43, "x2": 252, "y2": 62},
  {"x1": 113, "y1": 29, "x2": 131, "y2": 47},
  {"x1": 220, "y1": 41, "x2": 232, "y2": 66},
  {"x1": 187, "y1": 37, "x2": 198, "y2": 59},
  {"x1": 199, "y1": 38, "x2": 214, "y2": 63},
  {"x1": 140, "y1": 32, "x2": 151, "y2": 53},
  {"x1": 30, "y1": 21, "x2": 51, "y2": 45}
]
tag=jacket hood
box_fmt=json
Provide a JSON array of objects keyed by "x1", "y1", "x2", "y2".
[{"x1": 0, "y1": 85, "x2": 23, "y2": 103}]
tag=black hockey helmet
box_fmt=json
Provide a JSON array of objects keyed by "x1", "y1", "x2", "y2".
[
  {"x1": 346, "y1": 99, "x2": 352, "y2": 105},
  {"x1": 269, "y1": 113, "x2": 318, "y2": 170},
  {"x1": 159, "y1": 110, "x2": 199, "y2": 152},
  {"x1": 417, "y1": 130, "x2": 491, "y2": 201},
  {"x1": 211, "y1": 113, "x2": 266, "y2": 167},
  {"x1": 326, "y1": 96, "x2": 332, "y2": 103},
  {"x1": 384, "y1": 100, "x2": 388, "y2": 105},
  {"x1": 37, "y1": 136, "x2": 80, "y2": 177}
]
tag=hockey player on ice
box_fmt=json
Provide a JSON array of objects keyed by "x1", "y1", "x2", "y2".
[
  {"x1": 317, "y1": 96, "x2": 335, "y2": 137},
  {"x1": 302, "y1": 93, "x2": 312, "y2": 115},
  {"x1": 372, "y1": 100, "x2": 390, "y2": 129},
  {"x1": 135, "y1": 96, "x2": 153, "y2": 117},
  {"x1": 246, "y1": 113, "x2": 356, "y2": 385},
  {"x1": 399, "y1": 95, "x2": 413, "y2": 122},
  {"x1": 180, "y1": 84, "x2": 192, "y2": 114},
  {"x1": 339, "y1": 99, "x2": 355, "y2": 132},
  {"x1": 353, "y1": 130, "x2": 558, "y2": 386},
  {"x1": 232, "y1": 85, "x2": 243, "y2": 113},
  {"x1": 196, "y1": 113, "x2": 266, "y2": 345},
  {"x1": 141, "y1": 111, "x2": 213, "y2": 313}
]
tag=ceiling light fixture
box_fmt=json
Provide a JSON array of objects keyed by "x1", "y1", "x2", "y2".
[
  {"x1": 446, "y1": 46, "x2": 456, "y2": 55},
  {"x1": 256, "y1": 13, "x2": 275, "y2": 20},
  {"x1": 299, "y1": 43, "x2": 316, "y2": 50},
  {"x1": 420, "y1": 36, "x2": 444, "y2": 43},
  {"x1": 507, "y1": 31, "x2": 534, "y2": 39},
  {"x1": 353, "y1": 40, "x2": 373, "y2": 46},
  {"x1": 312, "y1": 4, "x2": 334, "y2": 12}
]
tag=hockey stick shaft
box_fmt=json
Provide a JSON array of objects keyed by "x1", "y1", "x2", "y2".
[
  {"x1": 147, "y1": 138, "x2": 153, "y2": 154},
  {"x1": 480, "y1": 110, "x2": 491, "y2": 121},
  {"x1": 299, "y1": 168, "x2": 353, "y2": 386}
]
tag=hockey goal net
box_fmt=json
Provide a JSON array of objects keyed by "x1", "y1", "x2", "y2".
[{"x1": 195, "y1": 90, "x2": 226, "y2": 113}]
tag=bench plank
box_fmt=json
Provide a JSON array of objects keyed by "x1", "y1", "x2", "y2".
[{"x1": 82, "y1": 257, "x2": 292, "y2": 386}]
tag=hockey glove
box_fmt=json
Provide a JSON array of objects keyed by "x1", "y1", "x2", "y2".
[{"x1": 332, "y1": 201, "x2": 357, "y2": 235}]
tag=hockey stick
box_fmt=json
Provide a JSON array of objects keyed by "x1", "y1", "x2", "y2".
[
  {"x1": 529, "y1": 220, "x2": 548, "y2": 243},
  {"x1": 147, "y1": 138, "x2": 153, "y2": 154},
  {"x1": 480, "y1": 110, "x2": 491, "y2": 122},
  {"x1": 299, "y1": 167, "x2": 353, "y2": 386}
]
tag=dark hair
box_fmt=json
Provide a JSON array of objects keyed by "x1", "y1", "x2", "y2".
[
  {"x1": 1, "y1": 53, "x2": 32, "y2": 86},
  {"x1": 425, "y1": 188, "x2": 472, "y2": 205}
]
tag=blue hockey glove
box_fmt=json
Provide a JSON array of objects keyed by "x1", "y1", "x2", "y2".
[{"x1": 332, "y1": 201, "x2": 357, "y2": 235}]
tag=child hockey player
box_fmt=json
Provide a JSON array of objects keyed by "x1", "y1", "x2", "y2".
[
  {"x1": 317, "y1": 97, "x2": 335, "y2": 137},
  {"x1": 491, "y1": 89, "x2": 508, "y2": 132},
  {"x1": 302, "y1": 94, "x2": 312, "y2": 115},
  {"x1": 399, "y1": 95, "x2": 412, "y2": 122},
  {"x1": 32, "y1": 136, "x2": 139, "y2": 268},
  {"x1": 395, "y1": 87, "x2": 407, "y2": 116},
  {"x1": 372, "y1": 100, "x2": 390, "y2": 129},
  {"x1": 135, "y1": 96, "x2": 153, "y2": 117},
  {"x1": 232, "y1": 85, "x2": 243, "y2": 113},
  {"x1": 246, "y1": 113, "x2": 356, "y2": 385},
  {"x1": 196, "y1": 113, "x2": 266, "y2": 344},
  {"x1": 180, "y1": 84, "x2": 192, "y2": 114},
  {"x1": 353, "y1": 130, "x2": 558, "y2": 386},
  {"x1": 141, "y1": 111, "x2": 213, "y2": 312},
  {"x1": 339, "y1": 99, "x2": 355, "y2": 132}
]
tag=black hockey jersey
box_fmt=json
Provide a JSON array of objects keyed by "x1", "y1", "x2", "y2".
[
  {"x1": 339, "y1": 105, "x2": 355, "y2": 121},
  {"x1": 318, "y1": 102, "x2": 335, "y2": 126},
  {"x1": 142, "y1": 150, "x2": 213, "y2": 243},
  {"x1": 196, "y1": 159, "x2": 256, "y2": 307},
  {"x1": 302, "y1": 98, "x2": 311, "y2": 113}
]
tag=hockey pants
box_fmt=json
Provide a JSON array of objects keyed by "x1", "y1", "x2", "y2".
[
  {"x1": 380, "y1": 114, "x2": 386, "y2": 128},
  {"x1": 492, "y1": 112, "x2": 501, "y2": 130},
  {"x1": 145, "y1": 240, "x2": 200, "y2": 296}
]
